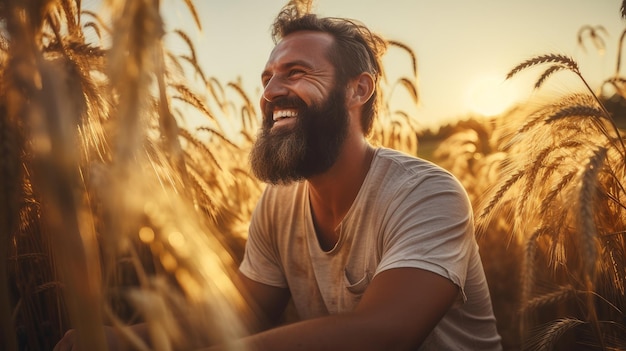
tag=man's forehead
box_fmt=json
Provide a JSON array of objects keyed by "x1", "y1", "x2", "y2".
[{"x1": 267, "y1": 31, "x2": 334, "y2": 63}]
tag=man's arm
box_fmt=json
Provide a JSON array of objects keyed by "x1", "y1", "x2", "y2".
[
  {"x1": 234, "y1": 271, "x2": 291, "y2": 332},
  {"x1": 208, "y1": 266, "x2": 458, "y2": 351}
]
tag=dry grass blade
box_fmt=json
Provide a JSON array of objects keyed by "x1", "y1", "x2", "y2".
[
  {"x1": 507, "y1": 94, "x2": 590, "y2": 138},
  {"x1": 543, "y1": 105, "x2": 619, "y2": 153},
  {"x1": 576, "y1": 147, "x2": 607, "y2": 283},
  {"x1": 166, "y1": 51, "x2": 185, "y2": 77},
  {"x1": 182, "y1": 0, "x2": 202, "y2": 31},
  {"x1": 0, "y1": 87, "x2": 21, "y2": 351},
  {"x1": 479, "y1": 168, "x2": 525, "y2": 220},
  {"x1": 81, "y1": 10, "x2": 112, "y2": 35},
  {"x1": 174, "y1": 29, "x2": 211, "y2": 86},
  {"x1": 517, "y1": 144, "x2": 571, "y2": 213},
  {"x1": 154, "y1": 32, "x2": 188, "y2": 186},
  {"x1": 106, "y1": 0, "x2": 163, "y2": 164},
  {"x1": 29, "y1": 55, "x2": 108, "y2": 351},
  {"x1": 616, "y1": 29, "x2": 626, "y2": 75},
  {"x1": 240, "y1": 106, "x2": 256, "y2": 132},
  {"x1": 507, "y1": 54, "x2": 580, "y2": 80},
  {"x1": 59, "y1": 0, "x2": 80, "y2": 37},
  {"x1": 179, "y1": 128, "x2": 222, "y2": 170},
  {"x1": 522, "y1": 285, "x2": 576, "y2": 313},
  {"x1": 83, "y1": 22, "x2": 102, "y2": 40},
  {"x1": 227, "y1": 81, "x2": 255, "y2": 113},
  {"x1": 172, "y1": 84, "x2": 216, "y2": 120},
  {"x1": 206, "y1": 77, "x2": 227, "y2": 109},
  {"x1": 196, "y1": 126, "x2": 240, "y2": 149},
  {"x1": 524, "y1": 318, "x2": 585, "y2": 351},
  {"x1": 601, "y1": 77, "x2": 626, "y2": 96},
  {"x1": 521, "y1": 228, "x2": 547, "y2": 306},
  {"x1": 534, "y1": 65, "x2": 567, "y2": 89},
  {"x1": 178, "y1": 54, "x2": 208, "y2": 84},
  {"x1": 544, "y1": 105, "x2": 605, "y2": 124},
  {"x1": 388, "y1": 40, "x2": 418, "y2": 80},
  {"x1": 173, "y1": 29, "x2": 197, "y2": 62},
  {"x1": 393, "y1": 77, "x2": 419, "y2": 104},
  {"x1": 577, "y1": 25, "x2": 608, "y2": 54},
  {"x1": 540, "y1": 170, "x2": 577, "y2": 214}
]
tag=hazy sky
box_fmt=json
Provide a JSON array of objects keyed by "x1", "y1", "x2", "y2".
[{"x1": 88, "y1": 0, "x2": 625, "y2": 129}]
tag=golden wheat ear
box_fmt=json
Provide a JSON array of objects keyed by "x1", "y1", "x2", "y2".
[
  {"x1": 392, "y1": 40, "x2": 417, "y2": 74},
  {"x1": 577, "y1": 25, "x2": 608, "y2": 54},
  {"x1": 506, "y1": 54, "x2": 580, "y2": 81},
  {"x1": 509, "y1": 53, "x2": 626, "y2": 158}
]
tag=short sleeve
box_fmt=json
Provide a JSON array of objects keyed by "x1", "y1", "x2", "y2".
[
  {"x1": 374, "y1": 170, "x2": 474, "y2": 302},
  {"x1": 239, "y1": 188, "x2": 289, "y2": 288}
]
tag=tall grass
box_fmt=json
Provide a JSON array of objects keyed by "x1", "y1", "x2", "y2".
[
  {"x1": 433, "y1": 17, "x2": 626, "y2": 350},
  {"x1": 0, "y1": 1, "x2": 251, "y2": 349}
]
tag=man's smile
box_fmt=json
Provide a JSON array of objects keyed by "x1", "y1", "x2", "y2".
[{"x1": 272, "y1": 108, "x2": 299, "y2": 128}]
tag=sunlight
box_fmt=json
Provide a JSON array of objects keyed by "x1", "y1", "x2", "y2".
[{"x1": 464, "y1": 74, "x2": 523, "y2": 116}]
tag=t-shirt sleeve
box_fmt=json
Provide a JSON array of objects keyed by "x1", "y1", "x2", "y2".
[
  {"x1": 374, "y1": 169, "x2": 474, "y2": 303},
  {"x1": 239, "y1": 188, "x2": 289, "y2": 288}
]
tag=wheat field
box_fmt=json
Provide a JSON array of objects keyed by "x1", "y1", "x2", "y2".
[{"x1": 1, "y1": 0, "x2": 625, "y2": 350}]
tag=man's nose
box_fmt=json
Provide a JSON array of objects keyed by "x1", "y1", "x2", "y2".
[{"x1": 262, "y1": 76, "x2": 288, "y2": 102}]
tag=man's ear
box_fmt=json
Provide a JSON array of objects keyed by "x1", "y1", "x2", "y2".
[{"x1": 347, "y1": 72, "x2": 375, "y2": 108}]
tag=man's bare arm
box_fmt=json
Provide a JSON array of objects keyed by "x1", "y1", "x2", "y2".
[
  {"x1": 234, "y1": 271, "x2": 291, "y2": 332},
  {"x1": 206, "y1": 267, "x2": 459, "y2": 351}
]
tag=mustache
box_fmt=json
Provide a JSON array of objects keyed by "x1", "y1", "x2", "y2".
[{"x1": 263, "y1": 96, "x2": 308, "y2": 120}]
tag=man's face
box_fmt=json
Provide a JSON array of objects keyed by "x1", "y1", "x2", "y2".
[{"x1": 250, "y1": 31, "x2": 349, "y2": 184}]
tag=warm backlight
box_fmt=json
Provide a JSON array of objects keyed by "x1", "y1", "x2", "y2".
[{"x1": 465, "y1": 74, "x2": 523, "y2": 116}]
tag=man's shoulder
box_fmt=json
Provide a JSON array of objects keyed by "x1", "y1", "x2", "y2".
[{"x1": 373, "y1": 147, "x2": 454, "y2": 180}]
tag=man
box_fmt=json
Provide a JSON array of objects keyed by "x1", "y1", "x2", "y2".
[
  {"x1": 224, "y1": 9, "x2": 502, "y2": 351},
  {"x1": 56, "y1": 8, "x2": 502, "y2": 351}
]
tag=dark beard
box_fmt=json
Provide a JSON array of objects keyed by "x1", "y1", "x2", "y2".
[{"x1": 250, "y1": 86, "x2": 349, "y2": 184}]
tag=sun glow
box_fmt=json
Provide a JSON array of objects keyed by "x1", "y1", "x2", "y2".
[{"x1": 464, "y1": 74, "x2": 524, "y2": 116}]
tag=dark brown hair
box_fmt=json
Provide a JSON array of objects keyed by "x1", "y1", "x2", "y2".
[{"x1": 271, "y1": 11, "x2": 387, "y2": 136}]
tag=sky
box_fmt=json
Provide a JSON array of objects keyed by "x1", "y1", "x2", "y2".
[{"x1": 87, "y1": 0, "x2": 625, "y2": 130}]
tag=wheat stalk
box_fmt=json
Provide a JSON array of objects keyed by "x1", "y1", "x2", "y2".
[
  {"x1": 82, "y1": 10, "x2": 112, "y2": 35},
  {"x1": 507, "y1": 54, "x2": 580, "y2": 80},
  {"x1": 0, "y1": 67, "x2": 22, "y2": 351},
  {"x1": 521, "y1": 227, "x2": 547, "y2": 307},
  {"x1": 577, "y1": 25, "x2": 608, "y2": 54},
  {"x1": 478, "y1": 167, "x2": 525, "y2": 220},
  {"x1": 577, "y1": 147, "x2": 607, "y2": 284},
  {"x1": 181, "y1": 0, "x2": 202, "y2": 31},
  {"x1": 388, "y1": 40, "x2": 417, "y2": 80},
  {"x1": 508, "y1": 53, "x2": 626, "y2": 160},
  {"x1": 521, "y1": 285, "x2": 576, "y2": 314},
  {"x1": 539, "y1": 170, "x2": 577, "y2": 214},
  {"x1": 172, "y1": 83, "x2": 217, "y2": 121},
  {"x1": 524, "y1": 317, "x2": 585, "y2": 351},
  {"x1": 534, "y1": 65, "x2": 568, "y2": 89}
]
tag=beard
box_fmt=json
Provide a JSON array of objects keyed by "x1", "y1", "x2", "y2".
[{"x1": 249, "y1": 86, "x2": 349, "y2": 185}]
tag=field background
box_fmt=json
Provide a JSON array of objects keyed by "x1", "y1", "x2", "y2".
[{"x1": 1, "y1": 1, "x2": 625, "y2": 350}]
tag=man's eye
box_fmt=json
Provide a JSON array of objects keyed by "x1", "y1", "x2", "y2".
[{"x1": 289, "y1": 69, "x2": 305, "y2": 77}]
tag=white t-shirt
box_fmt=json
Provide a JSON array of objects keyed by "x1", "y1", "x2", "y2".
[{"x1": 240, "y1": 147, "x2": 502, "y2": 350}]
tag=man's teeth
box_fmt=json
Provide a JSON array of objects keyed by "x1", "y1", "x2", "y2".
[{"x1": 273, "y1": 110, "x2": 298, "y2": 121}]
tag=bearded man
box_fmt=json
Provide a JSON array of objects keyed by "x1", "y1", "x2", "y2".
[{"x1": 232, "y1": 9, "x2": 503, "y2": 351}]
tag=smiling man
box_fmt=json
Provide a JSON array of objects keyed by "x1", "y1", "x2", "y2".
[
  {"x1": 54, "y1": 5, "x2": 502, "y2": 351},
  {"x1": 231, "y1": 6, "x2": 503, "y2": 351}
]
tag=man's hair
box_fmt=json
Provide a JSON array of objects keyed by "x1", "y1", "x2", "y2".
[{"x1": 271, "y1": 10, "x2": 387, "y2": 136}]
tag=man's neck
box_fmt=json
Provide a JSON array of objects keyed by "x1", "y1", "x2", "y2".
[{"x1": 307, "y1": 139, "x2": 375, "y2": 249}]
